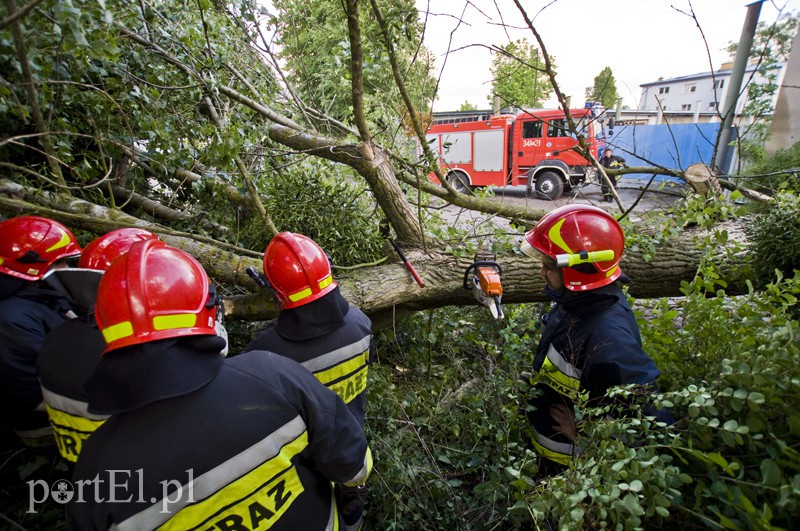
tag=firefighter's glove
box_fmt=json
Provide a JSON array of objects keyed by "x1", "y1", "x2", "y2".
[{"x1": 517, "y1": 371, "x2": 535, "y2": 393}]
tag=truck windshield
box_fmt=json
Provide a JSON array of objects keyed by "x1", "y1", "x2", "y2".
[{"x1": 546, "y1": 119, "x2": 573, "y2": 138}]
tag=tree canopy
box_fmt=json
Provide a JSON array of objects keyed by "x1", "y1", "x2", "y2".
[
  {"x1": 487, "y1": 38, "x2": 553, "y2": 109},
  {"x1": 585, "y1": 66, "x2": 619, "y2": 109}
]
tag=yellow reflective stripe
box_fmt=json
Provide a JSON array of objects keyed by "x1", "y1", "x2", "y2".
[
  {"x1": 45, "y1": 405, "x2": 106, "y2": 463},
  {"x1": 115, "y1": 416, "x2": 308, "y2": 531},
  {"x1": 301, "y1": 337, "x2": 372, "y2": 404},
  {"x1": 606, "y1": 264, "x2": 619, "y2": 278},
  {"x1": 288, "y1": 287, "x2": 313, "y2": 302},
  {"x1": 314, "y1": 350, "x2": 368, "y2": 386},
  {"x1": 45, "y1": 228, "x2": 71, "y2": 252},
  {"x1": 45, "y1": 404, "x2": 106, "y2": 434},
  {"x1": 153, "y1": 313, "x2": 197, "y2": 331},
  {"x1": 41, "y1": 387, "x2": 109, "y2": 422},
  {"x1": 158, "y1": 439, "x2": 306, "y2": 531},
  {"x1": 102, "y1": 321, "x2": 134, "y2": 343},
  {"x1": 327, "y1": 366, "x2": 368, "y2": 405},
  {"x1": 318, "y1": 275, "x2": 333, "y2": 290},
  {"x1": 0, "y1": 258, "x2": 4, "y2": 266},
  {"x1": 535, "y1": 344, "x2": 581, "y2": 400},
  {"x1": 547, "y1": 218, "x2": 574, "y2": 254},
  {"x1": 531, "y1": 431, "x2": 574, "y2": 466}
]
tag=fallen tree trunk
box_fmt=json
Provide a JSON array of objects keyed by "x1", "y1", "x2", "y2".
[{"x1": 1, "y1": 184, "x2": 750, "y2": 329}]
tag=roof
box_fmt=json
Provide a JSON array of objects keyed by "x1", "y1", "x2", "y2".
[{"x1": 640, "y1": 62, "x2": 782, "y2": 87}]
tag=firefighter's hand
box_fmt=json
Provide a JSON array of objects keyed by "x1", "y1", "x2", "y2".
[
  {"x1": 550, "y1": 403, "x2": 577, "y2": 442},
  {"x1": 517, "y1": 371, "x2": 534, "y2": 392}
]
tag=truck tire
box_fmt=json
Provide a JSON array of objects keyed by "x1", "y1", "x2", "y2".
[
  {"x1": 447, "y1": 172, "x2": 471, "y2": 193},
  {"x1": 534, "y1": 171, "x2": 564, "y2": 200}
]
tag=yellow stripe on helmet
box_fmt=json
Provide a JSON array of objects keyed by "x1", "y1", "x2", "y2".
[
  {"x1": 288, "y1": 287, "x2": 313, "y2": 302},
  {"x1": 45, "y1": 228, "x2": 72, "y2": 253},
  {"x1": 547, "y1": 218, "x2": 574, "y2": 254},
  {"x1": 318, "y1": 275, "x2": 333, "y2": 290},
  {"x1": 153, "y1": 314, "x2": 197, "y2": 331},
  {"x1": 102, "y1": 321, "x2": 134, "y2": 344}
]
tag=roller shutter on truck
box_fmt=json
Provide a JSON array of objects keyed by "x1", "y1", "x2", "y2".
[
  {"x1": 440, "y1": 132, "x2": 471, "y2": 164},
  {"x1": 473, "y1": 130, "x2": 504, "y2": 172}
]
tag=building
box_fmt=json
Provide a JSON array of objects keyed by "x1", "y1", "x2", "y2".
[{"x1": 616, "y1": 61, "x2": 785, "y2": 126}]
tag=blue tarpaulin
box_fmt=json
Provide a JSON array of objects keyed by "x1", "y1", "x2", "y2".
[{"x1": 605, "y1": 123, "x2": 720, "y2": 182}]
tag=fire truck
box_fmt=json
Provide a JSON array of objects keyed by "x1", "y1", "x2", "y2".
[{"x1": 423, "y1": 107, "x2": 601, "y2": 200}]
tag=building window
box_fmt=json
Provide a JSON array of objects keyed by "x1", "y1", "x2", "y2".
[
  {"x1": 658, "y1": 86, "x2": 670, "y2": 94},
  {"x1": 708, "y1": 101, "x2": 719, "y2": 110},
  {"x1": 681, "y1": 104, "x2": 692, "y2": 111},
  {"x1": 714, "y1": 79, "x2": 725, "y2": 89},
  {"x1": 684, "y1": 83, "x2": 697, "y2": 93}
]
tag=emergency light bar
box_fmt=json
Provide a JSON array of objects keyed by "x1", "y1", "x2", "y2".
[{"x1": 555, "y1": 250, "x2": 615, "y2": 268}]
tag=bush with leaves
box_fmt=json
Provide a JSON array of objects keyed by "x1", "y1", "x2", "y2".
[
  {"x1": 746, "y1": 191, "x2": 800, "y2": 288},
  {"x1": 743, "y1": 141, "x2": 800, "y2": 194},
  {"x1": 244, "y1": 159, "x2": 385, "y2": 266},
  {"x1": 366, "y1": 303, "x2": 544, "y2": 529}
]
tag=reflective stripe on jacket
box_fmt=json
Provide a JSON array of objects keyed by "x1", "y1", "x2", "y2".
[
  {"x1": 69, "y1": 349, "x2": 370, "y2": 531},
  {"x1": 37, "y1": 317, "x2": 108, "y2": 462},
  {"x1": 527, "y1": 283, "x2": 661, "y2": 465},
  {"x1": 246, "y1": 305, "x2": 373, "y2": 427}
]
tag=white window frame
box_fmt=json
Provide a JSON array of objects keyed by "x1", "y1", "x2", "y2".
[{"x1": 684, "y1": 83, "x2": 697, "y2": 93}]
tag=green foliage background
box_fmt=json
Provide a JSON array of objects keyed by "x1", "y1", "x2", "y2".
[
  {"x1": 488, "y1": 39, "x2": 553, "y2": 109},
  {"x1": 585, "y1": 66, "x2": 620, "y2": 110}
]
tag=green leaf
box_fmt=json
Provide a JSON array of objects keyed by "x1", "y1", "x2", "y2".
[
  {"x1": 723, "y1": 419, "x2": 739, "y2": 432},
  {"x1": 622, "y1": 493, "x2": 644, "y2": 516},
  {"x1": 761, "y1": 458, "x2": 782, "y2": 486}
]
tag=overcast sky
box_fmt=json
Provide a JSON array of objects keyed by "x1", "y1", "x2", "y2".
[{"x1": 417, "y1": 0, "x2": 799, "y2": 111}]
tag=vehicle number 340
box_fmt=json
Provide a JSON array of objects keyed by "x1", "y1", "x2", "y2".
[{"x1": 522, "y1": 139, "x2": 541, "y2": 147}]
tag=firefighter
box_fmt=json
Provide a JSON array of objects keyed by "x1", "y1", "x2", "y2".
[
  {"x1": 69, "y1": 239, "x2": 371, "y2": 530},
  {"x1": 245, "y1": 232, "x2": 374, "y2": 530},
  {"x1": 0, "y1": 216, "x2": 82, "y2": 447},
  {"x1": 37, "y1": 228, "x2": 159, "y2": 463},
  {"x1": 519, "y1": 205, "x2": 671, "y2": 476},
  {"x1": 599, "y1": 147, "x2": 626, "y2": 202}
]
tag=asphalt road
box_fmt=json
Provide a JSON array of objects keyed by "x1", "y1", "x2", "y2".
[{"x1": 437, "y1": 177, "x2": 688, "y2": 234}]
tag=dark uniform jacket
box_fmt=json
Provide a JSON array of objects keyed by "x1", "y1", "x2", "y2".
[
  {"x1": 526, "y1": 282, "x2": 664, "y2": 466},
  {"x1": 37, "y1": 315, "x2": 108, "y2": 462},
  {"x1": 68, "y1": 336, "x2": 371, "y2": 531},
  {"x1": 0, "y1": 279, "x2": 75, "y2": 445},
  {"x1": 246, "y1": 288, "x2": 373, "y2": 427}
]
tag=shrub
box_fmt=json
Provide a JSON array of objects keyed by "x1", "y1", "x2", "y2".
[{"x1": 746, "y1": 191, "x2": 800, "y2": 288}]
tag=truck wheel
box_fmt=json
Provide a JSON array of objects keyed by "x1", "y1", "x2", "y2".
[
  {"x1": 447, "y1": 172, "x2": 471, "y2": 193},
  {"x1": 534, "y1": 171, "x2": 564, "y2": 200}
]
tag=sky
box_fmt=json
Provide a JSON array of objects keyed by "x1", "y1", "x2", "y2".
[{"x1": 416, "y1": 0, "x2": 800, "y2": 111}]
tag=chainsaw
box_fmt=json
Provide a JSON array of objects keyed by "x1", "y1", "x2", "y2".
[{"x1": 463, "y1": 254, "x2": 504, "y2": 319}]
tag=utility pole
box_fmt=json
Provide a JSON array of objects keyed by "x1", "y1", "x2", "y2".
[{"x1": 714, "y1": 1, "x2": 763, "y2": 174}]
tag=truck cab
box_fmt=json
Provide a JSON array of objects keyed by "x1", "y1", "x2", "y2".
[{"x1": 511, "y1": 109, "x2": 599, "y2": 199}]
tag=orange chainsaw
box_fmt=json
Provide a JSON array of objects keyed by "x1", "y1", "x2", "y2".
[{"x1": 463, "y1": 254, "x2": 504, "y2": 319}]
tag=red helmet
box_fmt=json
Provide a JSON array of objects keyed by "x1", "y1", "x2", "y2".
[
  {"x1": 521, "y1": 205, "x2": 624, "y2": 291},
  {"x1": 0, "y1": 216, "x2": 82, "y2": 281},
  {"x1": 79, "y1": 228, "x2": 159, "y2": 271},
  {"x1": 263, "y1": 232, "x2": 337, "y2": 309},
  {"x1": 95, "y1": 240, "x2": 217, "y2": 353}
]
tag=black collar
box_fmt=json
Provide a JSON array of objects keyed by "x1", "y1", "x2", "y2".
[{"x1": 85, "y1": 335, "x2": 226, "y2": 415}]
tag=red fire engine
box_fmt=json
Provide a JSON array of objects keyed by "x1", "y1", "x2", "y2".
[{"x1": 423, "y1": 107, "x2": 600, "y2": 200}]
